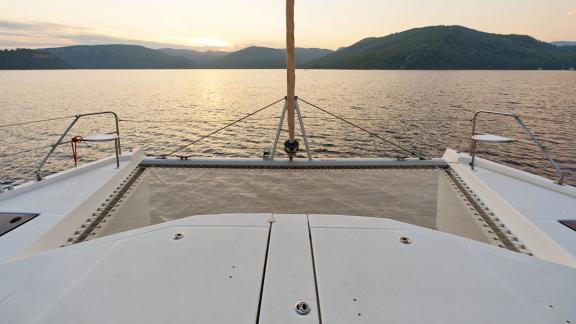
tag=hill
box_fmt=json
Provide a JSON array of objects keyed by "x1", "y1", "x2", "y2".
[
  {"x1": 22, "y1": 45, "x2": 332, "y2": 69},
  {"x1": 551, "y1": 41, "x2": 576, "y2": 47},
  {"x1": 164, "y1": 46, "x2": 333, "y2": 68},
  {"x1": 158, "y1": 48, "x2": 228, "y2": 67},
  {"x1": 3, "y1": 27, "x2": 576, "y2": 70},
  {"x1": 306, "y1": 26, "x2": 576, "y2": 70},
  {"x1": 43, "y1": 45, "x2": 193, "y2": 69},
  {"x1": 0, "y1": 49, "x2": 71, "y2": 69}
]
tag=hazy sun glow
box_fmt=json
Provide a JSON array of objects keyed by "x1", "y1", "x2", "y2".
[
  {"x1": 0, "y1": 0, "x2": 574, "y2": 50},
  {"x1": 190, "y1": 37, "x2": 231, "y2": 49}
]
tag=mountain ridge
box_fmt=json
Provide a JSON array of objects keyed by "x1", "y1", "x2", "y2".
[
  {"x1": 43, "y1": 44, "x2": 193, "y2": 69},
  {"x1": 551, "y1": 41, "x2": 576, "y2": 47},
  {"x1": 305, "y1": 25, "x2": 576, "y2": 70},
  {"x1": 207, "y1": 46, "x2": 333, "y2": 68},
  {"x1": 2, "y1": 26, "x2": 576, "y2": 70},
  {"x1": 158, "y1": 48, "x2": 228, "y2": 67},
  {"x1": 0, "y1": 49, "x2": 71, "y2": 70},
  {"x1": 159, "y1": 46, "x2": 333, "y2": 68}
]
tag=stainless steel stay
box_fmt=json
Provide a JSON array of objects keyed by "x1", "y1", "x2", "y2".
[
  {"x1": 470, "y1": 110, "x2": 565, "y2": 185},
  {"x1": 269, "y1": 96, "x2": 312, "y2": 161},
  {"x1": 35, "y1": 112, "x2": 121, "y2": 181}
]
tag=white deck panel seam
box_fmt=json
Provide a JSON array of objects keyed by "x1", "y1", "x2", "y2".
[
  {"x1": 5, "y1": 215, "x2": 273, "y2": 263},
  {"x1": 307, "y1": 215, "x2": 323, "y2": 324},
  {"x1": 254, "y1": 216, "x2": 273, "y2": 324},
  {"x1": 78, "y1": 225, "x2": 272, "y2": 250},
  {"x1": 307, "y1": 226, "x2": 418, "y2": 231},
  {"x1": 0, "y1": 255, "x2": 62, "y2": 304},
  {"x1": 464, "y1": 243, "x2": 544, "y2": 315},
  {"x1": 31, "y1": 243, "x2": 119, "y2": 323}
]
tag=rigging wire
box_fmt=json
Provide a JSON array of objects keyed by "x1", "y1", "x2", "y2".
[
  {"x1": 0, "y1": 115, "x2": 75, "y2": 129},
  {"x1": 162, "y1": 97, "x2": 285, "y2": 158},
  {"x1": 298, "y1": 97, "x2": 428, "y2": 160},
  {"x1": 0, "y1": 110, "x2": 571, "y2": 129},
  {"x1": 116, "y1": 115, "x2": 576, "y2": 125},
  {"x1": 0, "y1": 141, "x2": 71, "y2": 159},
  {"x1": 1, "y1": 104, "x2": 571, "y2": 164}
]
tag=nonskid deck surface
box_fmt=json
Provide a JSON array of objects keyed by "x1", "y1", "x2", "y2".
[
  {"x1": 1, "y1": 214, "x2": 574, "y2": 324},
  {"x1": 81, "y1": 166, "x2": 507, "y2": 247}
]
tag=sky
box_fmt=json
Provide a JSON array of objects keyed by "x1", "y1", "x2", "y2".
[{"x1": 0, "y1": 0, "x2": 575, "y2": 51}]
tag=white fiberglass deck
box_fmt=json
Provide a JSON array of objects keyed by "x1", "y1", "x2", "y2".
[
  {"x1": 1, "y1": 149, "x2": 575, "y2": 269},
  {"x1": 0, "y1": 214, "x2": 574, "y2": 324},
  {"x1": 0, "y1": 152, "x2": 143, "y2": 261},
  {"x1": 473, "y1": 166, "x2": 576, "y2": 253},
  {"x1": 444, "y1": 149, "x2": 576, "y2": 267}
]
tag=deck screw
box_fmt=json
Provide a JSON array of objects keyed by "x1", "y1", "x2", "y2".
[
  {"x1": 399, "y1": 236, "x2": 411, "y2": 244},
  {"x1": 295, "y1": 301, "x2": 311, "y2": 315}
]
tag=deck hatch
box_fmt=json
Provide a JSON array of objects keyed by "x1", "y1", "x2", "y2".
[{"x1": 0, "y1": 212, "x2": 39, "y2": 237}]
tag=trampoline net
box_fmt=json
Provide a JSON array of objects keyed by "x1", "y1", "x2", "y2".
[{"x1": 87, "y1": 167, "x2": 504, "y2": 247}]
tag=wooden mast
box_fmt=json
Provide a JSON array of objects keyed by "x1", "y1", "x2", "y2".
[{"x1": 286, "y1": 0, "x2": 296, "y2": 141}]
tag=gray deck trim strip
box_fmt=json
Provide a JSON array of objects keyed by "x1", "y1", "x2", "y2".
[
  {"x1": 141, "y1": 158, "x2": 448, "y2": 169},
  {"x1": 70, "y1": 167, "x2": 146, "y2": 244},
  {"x1": 444, "y1": 168, "x2": 522, "y2": 253}
]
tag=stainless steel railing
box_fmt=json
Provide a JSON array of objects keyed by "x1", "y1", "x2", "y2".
[
  {"x1": 470, "y1": 110, "x2": 565, "y2": 185},
  {"x1": 35, "y1": 112, "x2": 121, "y2": 181}
]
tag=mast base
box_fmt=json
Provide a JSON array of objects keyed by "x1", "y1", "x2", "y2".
[{"x1": 284, "y1": 139, "x2": 299, "y2": 161}]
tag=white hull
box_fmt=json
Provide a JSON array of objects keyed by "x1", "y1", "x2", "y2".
[{"x1": 0, "y1": 150, "x2": 575, "y2": 323}]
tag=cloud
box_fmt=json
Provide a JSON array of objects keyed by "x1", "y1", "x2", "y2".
[{"x1": 0, "y1": 19, "x2": 227, "y2": 51}]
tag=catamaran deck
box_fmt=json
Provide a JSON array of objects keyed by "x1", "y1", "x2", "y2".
[
  {"x1": 1, "y1": 149, "x2": 576, "y2": 323},
  {"x1": 1, "y1": 149, "x2": 575, "y2": 267},
  {"x1": 2, "y1": 213, "x2": 575, "y2": 324}
]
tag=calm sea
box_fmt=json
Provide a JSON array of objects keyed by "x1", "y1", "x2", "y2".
[{"x1": 0, "y1": 70, "x2": 574, "y2": 184}]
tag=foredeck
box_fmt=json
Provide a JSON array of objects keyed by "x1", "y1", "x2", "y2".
[
  {"x1": 2, "y1": 214, "x2": 575, "y2": 324},
  {"x1": 1, "y1": 149, "x2": 574, "y2": 268},
  {"x1": 445, "y1": 149, "x2": 576, "y2": 267}
]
